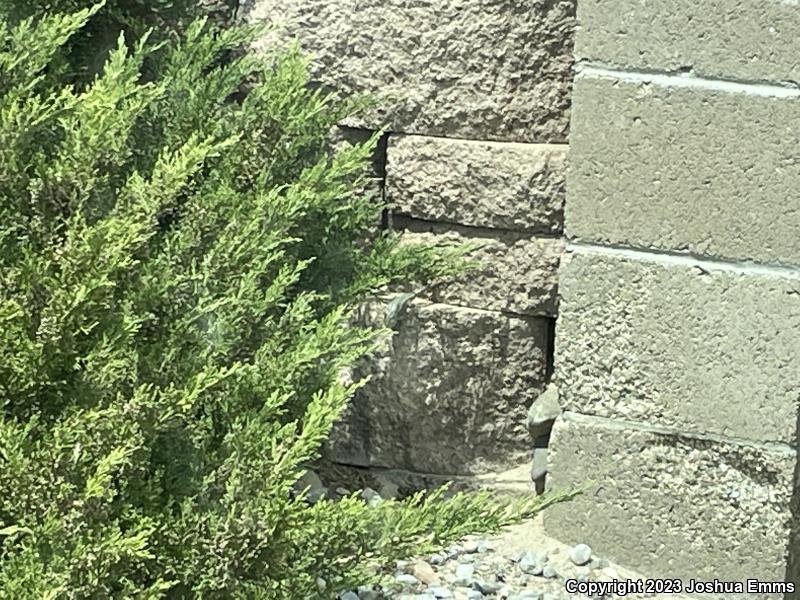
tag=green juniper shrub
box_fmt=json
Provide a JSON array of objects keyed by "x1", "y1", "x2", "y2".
[{"x1": 0, "y1": 5, "x2": 574, "y2": 598}]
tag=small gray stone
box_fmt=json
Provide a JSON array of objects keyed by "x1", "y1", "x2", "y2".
[
  {"x1": 508, "y1": 551, "x2": 523, "y2": 563},
  {"x1": 518, "y1": 551, "x2": 541, "y2": 575},
  {"x1": 455, "y1": 563, "x2": 475, "y2": 586},
  {"x1": 396, "y1": 574, "x2": 420, "y2": 586},
  {"x1": 339, "y1": 592, "x2": 359, "y2": 600},
  {"x1": 316, "y1": 577, "x2": 327, "y2": 592},
  {"x1": 307, "y1": 487, "x2": 328, "y2": 504},
  {"x1": 429, "y1": 553, "x2": 447, "y2": 565},
  {"x1": 519, "y1": 594, "x2": 542, "y2": 600},
  {"x1": 376, "y1": 474, "x2": 401, "y2": 499},
  {"x1": 476, "y1": 540, "x2": 494, "y2": 553},
  {"x1": 467, "y1": 590, "x2": 485, "y2": 600},
  {"x1": 460, "y1": 554, "x2": 476, "y2": 563},
  {"x1": 427, "y1": 586, "x2": 454, "y2": 599},
  {"x1": 462, "y1": 540, "x2": 480, "y2": 553},
  {"x1": 569, "y1": 543, "x2": 593, "y2": 566},
  {"x1": 358, "y1": 585, "x2": 383, "y2": 600},
  {"x1": 542, "y1": 565, "x2": 558, "y2": 579},
  {"x1": 473, "y1": 580, "x2": 502, "y2": 594},
  {"x1": 294, "y1": 468, "x2": 324, "y2": 493},
  {"x1": 361, "y1": 487, "x2": 383, "y2": 506}
]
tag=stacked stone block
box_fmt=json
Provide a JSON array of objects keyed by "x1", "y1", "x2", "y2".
[
  {"x1": 545, "y1": 0, "x2": 800, "y2": 589},
  {"x1": 246, "y1": 0, "x2": 576, "y2": 480}
]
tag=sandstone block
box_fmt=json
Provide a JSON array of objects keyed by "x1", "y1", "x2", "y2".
[
  {"x1": 555, "y1": 250, "x2": 800, "y2": 445},
  {"x1": 387, "y1": 135, "x2": 566, "y2": 233},
  {"x1": 566, "y1": 75, "x2": 800, "y2": 265},
  {"x1": 575, "y1": 0, "x2": 800, "y2": 84},
  {"x1": 401, "y1": 230, "x2": 563, "y2": 317},
  {"x1": 246, "y1": 0, "x2": 576, "y2": 142},
  {"x1": 544, "y1": 413, "x2": 799, "y2": 592},
  {"x1": 325, "y1": 298, "x2": 549, "y2": 474}
]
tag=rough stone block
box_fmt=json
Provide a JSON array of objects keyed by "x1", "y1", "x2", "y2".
[
  {"x1": 544, "y1": 413, "x2": 799, "y2": 591},
  {"x1": 246, "y1": 0, "x2": 576, "y2": 142},
  {"x1": 325, "y1": 298, "x2": 549, "y2": 475},
  {"x1": 387, "y1": 135, "x2": 566, "y2": 233},
  {"x1": 566, "y1": 75, "x2": 800, "y2": 265},
  {"x1": 400, "y1": 230, "x2": 563, "y2": 317},
  {"x1": 555, "y1": 250, "x2": 800, "y2": 445},
  {"x1": 575, "y1": 0, "x2": 800, "y2": 84}
]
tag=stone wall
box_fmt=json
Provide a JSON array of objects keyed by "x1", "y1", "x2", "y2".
[
  {"x1": 544, "y1": 0, "x2": 800, "y2": 589},
  {"x1": 244, "y1": 0, "x2": 577, "y2": 484}
]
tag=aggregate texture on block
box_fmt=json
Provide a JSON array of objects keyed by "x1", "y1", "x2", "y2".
[
  {"x1": 566, "y1": 75, "x2": 800, "y2": 266},
  {"x1": 245, "y1": 0, "x2": 576, "y2": 142},
  {"x1": 544, "y1": 414, "x2": 799, "y2": 593},
  {"x1": 325, "y1": 298, "x2": 549, "y2": 475},
  {"x1": 555, "y1": 250, "x2": 800, "y2": 445},
  {"x1": 399, "y1": 230, "x2": 563, "y2": 317},
  {"x1": 387, "y1": 135, "x2": 566, "y2": 233},
  {"x1": 575, "y1": 0, "x2": 800, "y2": 85}
]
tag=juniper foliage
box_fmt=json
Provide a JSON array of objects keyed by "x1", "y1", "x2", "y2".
[{"x1": 0, "y1": 6, "x2": 570, "y2": 598}]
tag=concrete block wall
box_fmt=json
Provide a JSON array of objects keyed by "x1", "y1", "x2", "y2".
[
  {"x1": 244, "y1": 0, "x2": 577, "y2": 481},
  {"x1": 544, "y1": 0, "x2": 800, "y2": 591}
]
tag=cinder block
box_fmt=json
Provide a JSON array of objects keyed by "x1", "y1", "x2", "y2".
[
  {"x1": 555, "y1": 250, "x2": 800, "y2": 445},
  {"x1": 544, "y1": 413, "x2": 799, "y2": 590},
  {"x1": 387, "y1": 135, "x2": 566, "y2": 233},
  {"x1": 575, "y1": 0, "x2": 800, "y2": 84},
  {"x1": 566, "y1": 76, "x2": 800, "y2": 265},
  {"x1": 400, "y1": 231, "x2": 563, "y2": 317},
  {"x1": 325, "y1": 299, "x2": 549, "y2": 475},
  {"x1": 247, "y1": 0, "x2": 576, "y2": 142}
]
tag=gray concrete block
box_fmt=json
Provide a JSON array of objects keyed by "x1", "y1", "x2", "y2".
[
  {"x1": 575, "y1": 0, "x2": 800, "y2": 84},
  {"x1": 325, "y1": 298, "x2": 549, "y2": 475},
  {"x1": 544, "y1": 413, "x2": 799, "y2": 591},
  {"x1": 246, "y1": 0, "x2": 576, "y2": 142},
  {"x1": 387, "y1": 135, "x2": 566, "y2": 233},
  {"x1": 566, "y1": 75, "x2": 800, "y2": 265},
  {"x1": 555, "y1": 250, "x2": 800, "y2": 445},
  {"x1": 400, "y1": 231, "x2": 563, "y2": 317}
]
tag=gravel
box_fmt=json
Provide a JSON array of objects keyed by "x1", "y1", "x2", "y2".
[
  {"x1": 308, "y1": 473, "x2": 682, "y2": 600},
  {"x1": 336, "y1": 534, "x2": 634, "y2": 600}
]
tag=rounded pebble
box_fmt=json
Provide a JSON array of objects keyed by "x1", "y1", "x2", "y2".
[
  {"x1": 454, "y1": 563, "x2": 475, "y2": 586},
  {"x1": 396, "y1": 574, "x2": 420, "y2": 586},
  {"x1": 542, "y1": 564, "x2": 558, "y2": 579},
  {"x1": 427, "y1": 586, "x2": 454, "y2": 599},
  {"x1": 569, "y1": 543, "x2": 592, "y2": 566}
]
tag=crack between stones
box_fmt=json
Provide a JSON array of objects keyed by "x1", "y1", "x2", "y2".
[
  {"x1": 388, "y1": 131, "x2": 570, "y2": 148},
  {"x1": 566, "y1": 240, "x2": 800, "y2": 279},
  {"x1": 392, "y1": 214, "x2": 564, "y2": 240},
  {"x1": 561, "y1": 411, "x2": 798, "y2": 455},
  {"x1": 575, "y1": 61, "x2": 800, "y2": 97}
]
